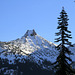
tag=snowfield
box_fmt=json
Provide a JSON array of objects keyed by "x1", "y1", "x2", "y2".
[{"x1": 0, "y1": 30, "x2": 75, "y2": 65}]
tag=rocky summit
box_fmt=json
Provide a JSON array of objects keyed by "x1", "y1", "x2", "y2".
[{"x1": 0, "y1": 30, "x2": 75, "y2": 75}]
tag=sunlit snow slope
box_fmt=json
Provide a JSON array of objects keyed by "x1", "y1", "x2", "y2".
[{"x1": 0, "y1": 30, "x2": 74, "y2": 64}]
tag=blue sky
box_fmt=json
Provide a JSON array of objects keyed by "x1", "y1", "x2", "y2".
[{"x1": 0, "y1": 0, "x2": 75, "y2": 44}]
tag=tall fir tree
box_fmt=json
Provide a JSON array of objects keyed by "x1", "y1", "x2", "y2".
[{"x1": 54, "y1": 7, "x2": 75, "y2": 75}]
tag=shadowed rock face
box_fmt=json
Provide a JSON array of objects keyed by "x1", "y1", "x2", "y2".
[{"x1": 24, "y1": 29, "x2": 37, "y2": 37}]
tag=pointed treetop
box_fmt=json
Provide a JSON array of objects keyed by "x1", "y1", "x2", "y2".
[{"x1": 62, "y1": 7, "x2": 64, "y2": 10}]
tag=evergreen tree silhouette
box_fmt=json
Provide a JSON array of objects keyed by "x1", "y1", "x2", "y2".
[{"x1": 54, "y1": 7, "x2": 75, "y2": 75}]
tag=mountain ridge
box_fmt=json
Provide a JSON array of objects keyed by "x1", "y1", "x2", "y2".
[
  {"x1": 0, "y1": 30, "x2": 75, "y2": 63},
  {"x1": 0, "y1": 29, "x2": 75, "y2": 75},
  {"x1": 0, "y1": 30, "x2": 57, "y2": 64}
]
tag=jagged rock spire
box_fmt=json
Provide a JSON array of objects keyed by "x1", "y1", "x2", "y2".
[{"x1": 24, "y1": 29, "x2": 37, "y2": 37}]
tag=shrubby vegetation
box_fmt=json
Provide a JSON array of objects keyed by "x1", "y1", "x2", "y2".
[{"x1": 0, "y1": 58, "x2": 54, "y2": 75}]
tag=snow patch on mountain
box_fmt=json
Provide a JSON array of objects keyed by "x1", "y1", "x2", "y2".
[
  {"x1": 0, "y1": 29, "x2": 75, "y2": 65},
  {"x1": 68, "y1": 44, "x2": 75, "y2": 61}
]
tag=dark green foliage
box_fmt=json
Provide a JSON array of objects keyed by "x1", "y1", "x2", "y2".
[
  {"x1": 43, "y1": 59, "x2": 52, "y2": 66},
  {"x1": 54, "y1": 7, "x2": 75, "y2": 75},
  {"x1": 15, "y1": 59, "x2": 54, "y2": 75},
  {"x1": 0, "y1": 58, "x2": 54, "y2": 75}
]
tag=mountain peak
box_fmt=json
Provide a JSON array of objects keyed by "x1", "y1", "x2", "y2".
[{"x1": 24, "y1": 29, "x2": 37, "y2": 37}]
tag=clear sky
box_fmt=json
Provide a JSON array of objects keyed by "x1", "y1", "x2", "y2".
[{"x1": 0, "y1": 0, "x2": 75, "y2": 44}]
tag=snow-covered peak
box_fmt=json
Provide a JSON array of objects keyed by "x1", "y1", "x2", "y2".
[
  {"x1": 0, "y1": 29, "x2": 58, "y2": 64},
  {"x1": 0, "y1": 29, "x2": 75, "y2": 66},
  {"x1": 23, "y1": 29, "x2": 37, "y2": 37}
]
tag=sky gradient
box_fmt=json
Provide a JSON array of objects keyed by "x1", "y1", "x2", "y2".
[{"x1": 0, "y1": 0, "x2": 75, "y2": 44}]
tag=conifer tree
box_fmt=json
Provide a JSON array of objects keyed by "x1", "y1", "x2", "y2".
[{"x1": 54, "y1": 7, "x2": 75, "y2": 75}]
